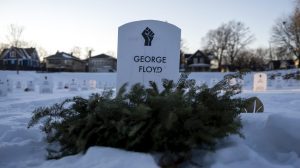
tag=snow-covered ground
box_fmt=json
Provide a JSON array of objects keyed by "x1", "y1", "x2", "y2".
[{"x1": 0, "y1": 70, "x2": 300, "y2": 168}]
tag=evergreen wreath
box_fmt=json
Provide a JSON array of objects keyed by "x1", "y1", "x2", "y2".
[{"x1": 28, "y1": 73, "x2": 247, "y2": 167}]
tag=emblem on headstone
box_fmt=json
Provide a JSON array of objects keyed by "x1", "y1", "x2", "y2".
[{"x1": 142, "y1": 27, "x2": 154, "y2": 46}]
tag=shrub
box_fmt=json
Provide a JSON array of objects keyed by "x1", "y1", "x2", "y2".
[{"x1": 28, "y1": 73, "x2": 246, "y2": 166}]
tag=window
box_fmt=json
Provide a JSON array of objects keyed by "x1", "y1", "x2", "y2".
[
  {"x1": 199, "y1": 58, "x2": 204, "y2": 63},
  {"x1": 48, "y1": 59, "x2": 62, "y2": 64},
  {"x1": 193, "y1": 58, "x2": 198, "y2": 64},
  {"x1": 11, "y1": 51, "x2": 16, "y2": 58}
]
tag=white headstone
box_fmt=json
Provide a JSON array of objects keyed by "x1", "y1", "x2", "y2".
[
  {"x1": 267, "y1": 78, "x2": 273, "y2": 87},
  {"x1": 39, "y1": 76, "x2": 53, "y2": 93},
  {"x1": 287, "y1": 79, "x2": 294, "y2": 87},
  {"x1": 253, "y1": 73, "x2": 267, "y2": 91},
  {"x1": 16, "y1": 81, "x2": 22, "y2": 89},
  {"x1": 6, "y1": 79, "x2": 13, "y2": 92},
  {"x1": 89, "y1": 80, "x2": 97, "y2": 90},
  {"x1": 64, "y1": 83, "x2": 69, "y2": 89},
  {"x1": 274, "y1": 76, "x2": 283, "y2": 89},
  {"x1": 81, "y1": 80, "x2": 89, "y2": 91},
  {"x1": 117, "y1": 20, "x2": 181, "y2": 91},
  {"x1": 69, "y1": 79, "x2": 78, "y2": 91},
  {"x1": 97, "y1": 81, "x2": 103, "y2": 89},
  {"x1": 0, "y1": 76, "x2": 8, "y2": 96},
  {"x1": 57, "y1": 81, "x2": 64, "y2": 89},
  {"x1": 26, "y1": 81, "x2": 35, "y2": 91},
  {"x1": 103, "y1": 82, "x2": 109, "y2": 90}
]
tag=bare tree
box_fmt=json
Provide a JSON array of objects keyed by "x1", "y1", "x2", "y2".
[
  {"x1": 255, "y1": 47, "x2": 269, "y2": 62},
  {"x1": 202, "y1": 21, "x2": 254, "y2": 70},
  {"x1": 226, "y1": 21, "x2": 254, "y2": 66},
  {"x1": 271, "y1": 0, "x2": 300, "y2": 65},
  {"x1": 202, "y1": 24, "x2": 230, "y2": 70},
  {"x1": 6, "y1": 24, "x2": 25, "y2": 47},
  {"x1": 0, "y1": 43, "x2": 9, "y2": 54},
  {"x1": 36, "y1": 47, "x2": 48, "y2": 62},
  {"x1": 180, "y1": 39, "x2": 189, "y2": 53},
  {"x1": 70, "y1": 46, "x2": 81, "y2": 58},
  {"x1": 83, "y1": 47, "x2": 94, "y2": 59}
]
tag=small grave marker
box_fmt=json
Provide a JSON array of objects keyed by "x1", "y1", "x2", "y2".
[
  {"x1": 89, "y1": 80, "x2": 97, "y2": 90},
  {"x1": 57, "y1": 82, "x2": 64, "y2": 89},
  {"x1": 253, "y1": 73, "x2": 267, "y2": 92},
  {"x1": 26, "y1": 81, "x2": 35, "y2": 91},
  {"x1": 97, "y1": 81, "x2": 103, "y2": 89},
  {"x1": 16, "y1": 81, "x2": 22, "y2": 89},
  {"x1": 6, "y1": 79, "x2": 13, "y2": 92},
  {"x1": 81, "y1": 80, "x2": 88, "y2": 91},
  {"x1": 287, "y1": 79, "x2": 294, "y2": 87},
  {"x1": 40, "y1": 76, "x2": 53, "y2": 93},
  {"x1": 0, "y1": 77, "x2": 8, "y2": 96},
  {"x1": 69, "y1": 79, "x2": 78, "y2": 91},
  {"x1": 274, "y1": 76, "x2": 283, "y2": 89}
]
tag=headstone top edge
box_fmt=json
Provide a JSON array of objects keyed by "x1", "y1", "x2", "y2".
[{"x1": 118, "y1": 20, "x2": 181, "y2": 31}]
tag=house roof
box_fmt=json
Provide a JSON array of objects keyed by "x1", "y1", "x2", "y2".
[
  {"x1": 0, "y1": 49, "x2": 9, "y2": 59},
  {"x1": 46, "y1": 51, "x2": 83, "y2": 62},
  {"x1": 185, "y1": 50, "x2": 208, "y2": 60},
  {"x1": 25, "y1": 48, "x2": 40, "y2": 61},
  {"x1": 89, "y1": 54, "x2": 116, "y2": 60},
  {"x1": 184, "y1": 54, "x2": 192, "y2": 59},
  {"x1": 0, "y1": 47, "x2": 40, "y2": 61}
]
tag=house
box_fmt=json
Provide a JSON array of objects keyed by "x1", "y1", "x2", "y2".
[
  {"x1": 182, "y1": 50, "x2": 211, "y2": 72},
  {"x1": 88, "y1": 54, "x2": 117, "y2": 72},
  {"x1": 267, "y1": 60, "x2": 297, "y2": 70},
  {"x1": 45, "y1": 51, "x2": 85, "y2": 72},
  {"x1": 0, "y1": 47, "x2": 40, "y2": 70}
]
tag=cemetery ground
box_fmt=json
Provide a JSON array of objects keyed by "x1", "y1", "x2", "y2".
[{"x1": 1, "y1": 70, "x2": 300, "y2": 168}]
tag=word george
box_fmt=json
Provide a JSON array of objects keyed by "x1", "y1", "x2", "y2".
[{"x1": 134, "y1": 56, "x2": 166, "y2": 63}]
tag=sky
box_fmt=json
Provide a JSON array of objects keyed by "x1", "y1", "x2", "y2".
[{"x1": 0, "y1": 0, "x2": 295, "y2": 58}]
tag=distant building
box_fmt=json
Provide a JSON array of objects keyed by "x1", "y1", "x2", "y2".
[
  {"x1": 183, "y1": 50, "x2": 211, "y2": 72},
  {"x1": 45, "y1": 51, "x2": 85, "y2": 72},
  {"x1": 88, "y1": 54, "x2": 117, "y2": 72},
  {"x1": 0, "y1": 47, "x2": 40, "y2": 70}
]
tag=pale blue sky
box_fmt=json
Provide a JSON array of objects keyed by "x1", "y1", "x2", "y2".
[{"x1": 0, "y1": 0, "x2": 295, "y2": 57}]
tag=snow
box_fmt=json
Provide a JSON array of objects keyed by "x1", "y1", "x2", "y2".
[
  {"x1": 1, "y1": 70, "x2": 300, "y2": 168},
  {"x1": 62, "y1": 53, "x2": 72, "y2": 59}
]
